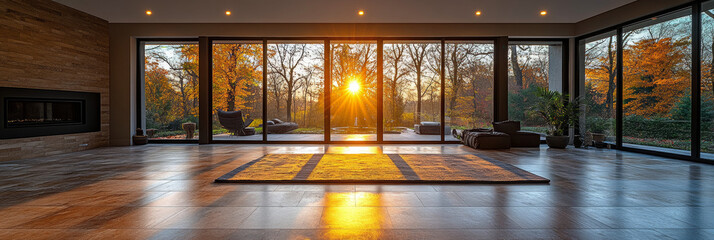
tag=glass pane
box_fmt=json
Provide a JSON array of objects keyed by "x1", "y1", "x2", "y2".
[
  {"x1": 444, "y1": 41, "x2": 494, "y2": 141},
  {"x1": 702, "y1": 2, "x2": 714, "y2": 159},
  {"x1": 508, "y1": 42, "x2": 563, "y2": 137},
  {"x1": 266, "y1": 41, "x2": 325, "y2": 141},
  {"x1": 211, "y1": 41, "x2": 264, "y2": 141},
  {"x1": 143, "y1": 43, "x2": 199, "y2": 140},
  {"x1": 383, "y1": 41, "x2": 441, "y2": 141},
  {"x1": 580, "y1": 32, "x2": 618, "y2": 144},
  {"x1": 622, "y1": 8, "x2": 692, "y2": 154},
  {"x1": 330, "y1": 41, "x2": 378, "y2": 141}
]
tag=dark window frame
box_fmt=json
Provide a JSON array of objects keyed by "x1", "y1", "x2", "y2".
[
  {"x1": 574, "y1": 1, "x2": 712, "y2": 164},
  {"x1": 202, "y1": 37, "x2": 501, "y2": 144},
  {"x1": 136, "y1": 38, "x2": 200, "y2": 144}
]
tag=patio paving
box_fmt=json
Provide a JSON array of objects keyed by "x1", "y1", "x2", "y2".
[{"x1": 213, "y1": 131, "x2": 457, "y2": 141}]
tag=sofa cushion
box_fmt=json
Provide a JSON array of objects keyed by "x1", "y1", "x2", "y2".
[
  {"x1": 463, "y1": 131, "x2": 510, "y2": 149},
  {"x1": 459, "y1": 128, "x2": 492, "y2": 140},
  {"x1": 511, "y1": 131, "x2": 541, "y2": 147},
  {"x1": 493, "y1": 120, "x2": 521, "y2": 135}
]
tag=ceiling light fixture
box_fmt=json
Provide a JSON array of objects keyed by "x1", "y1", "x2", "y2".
[
  {"x1": 145, "y1": 10, "x2": 152, "y2": 15},
  {"x1": 225, "y1": 10, "x2": 231, "y2": 16},
  {"x1": 358, "y1": 10, "x2": 365, "y2": 16},
  {"x1": 540, "y1": 10, "x2": 547, "y2": 16},
  {"x1": 475, "y1": 11, "x2": 482, "y2": 16}
]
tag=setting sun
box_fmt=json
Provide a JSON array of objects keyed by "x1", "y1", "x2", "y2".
[{"x1": 348, "y1": 81, "x2": 360, "y2": 94}]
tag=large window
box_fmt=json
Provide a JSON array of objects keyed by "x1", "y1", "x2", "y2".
[
  {"x1": 330, "y1": 41, "x2": 378, "y2": 141},
  {"x1": 383, "y1": 41, "x2": 441, "y2": 141},
  {"x1": 211, "y1": 41, "x2": 264, "y2": 141},
  {"x1": 266, "y1": 41, "x2": 325, "y2": 141},
  {"x1": 142, "y1": 42, "x2": 199, "y2": 140},
  {"x1": 444, "y1": 41, "x2": 494, "y2": 141},
  {"x1": 576, "y1": 3, "x2": 714, "y2": 161},
  {"x1": 580, "y1": 31, "x2": 618, "y2": 143},
  {"x1": 622, "y1": 9, "x2": 692, "y2": 153},
  {"x1": 508, "y1": 41, "x2": 563, "y2": 136},
  {"x1": 140, "y1": 38, "x2": 501, "y2": 144}
]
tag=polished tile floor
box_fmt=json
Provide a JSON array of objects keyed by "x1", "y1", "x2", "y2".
[{"x1": 1, "y1": 144, "x2": 713, "y2": 239}]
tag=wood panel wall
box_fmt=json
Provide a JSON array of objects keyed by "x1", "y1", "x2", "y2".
[{"x1": 0, "y1": 0, "x2": 109, "y2": 161}]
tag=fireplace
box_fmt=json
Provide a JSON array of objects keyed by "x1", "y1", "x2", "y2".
[{"x1": 1, "y1": 87, "x2": 100, "y2": 139}]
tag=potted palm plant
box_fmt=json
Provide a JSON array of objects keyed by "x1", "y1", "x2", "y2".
[{"x1": 531, "y1": 87, "x2": 580, "y2": 149}]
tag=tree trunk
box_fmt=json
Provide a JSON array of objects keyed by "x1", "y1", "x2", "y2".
[
  {"x1": 449, "y1": 47, "x2": 460, "y2": 111},
  {"x1": 706, "y1": 27, "x2": 714, "y2": 91},
  {"x1": 416, "y1": 68, "x2": 422, "y2": 123},
  {"x1": 705, "y1": 11, "x2": 714, "y2": 92},
  {"x1": 227, "y1": 86, "x2": 236, "y2": 111},
  {"x1": 472, "y1": 78, "x2": 479, "y2": 126},
  {"x1": 510, "y1": 45, "x2": 523, "y2": 89},
  {"x1": 286, "y1": 83, "x2": 293, "y2": 122},
  {"x1": 304, "y1": 85, "x2": 308, "y2": 127},
  {"x1": 606, "y1": 36, "x2": 615, "y2": 115}
]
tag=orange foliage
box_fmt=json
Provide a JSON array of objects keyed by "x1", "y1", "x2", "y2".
[
  {"x1": 212, "y1": 44, "x2": 263, "y2": 118},
  {"x1": 622, "y1": 38, "x2": 690, "y2": 118}
]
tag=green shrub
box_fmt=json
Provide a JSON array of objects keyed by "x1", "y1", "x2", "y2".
[
  {"x1": 586, "y1": 117, "x2": 615, "y2": 135},
  {"x1": 621, "y1": 115, "x2": 712, "y2": 140}
]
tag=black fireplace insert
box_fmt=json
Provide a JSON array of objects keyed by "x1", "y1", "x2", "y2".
[{"x1": 0, "y1": 87, "x2": 100, "y2": 139}]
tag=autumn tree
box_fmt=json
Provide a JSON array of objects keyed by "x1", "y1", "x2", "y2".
[
  {"x1": 144, "y1": 58, "x2": 178, "y2": 129},
  {"x1": 148, "y1": 45, "x2": 199, "y2": 119},
  {"x1": 212, "y1": 44, "x2": 263, "y2": 120},
  {"x1": 622, "y1": 37, "x2": 690, "y2": 118},
  {"x1": 440, "y1": 43, "x2": 495, "y2": 128},
  {"x1": 383, "y1": 44, "x2": 409, "y2": 127},
  {"x1": 407, "y1": 44, "x2": 439, "y2": 123},
  {"x1": 267, "y1": 44, "x2": 311, "y2": 122}
]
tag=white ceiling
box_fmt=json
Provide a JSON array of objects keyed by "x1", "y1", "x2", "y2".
[{"x1": 54, "y1": 0, "x2": 636, "y2": 24}]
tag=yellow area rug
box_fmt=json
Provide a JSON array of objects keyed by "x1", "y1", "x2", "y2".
[{"x1": 215, "y1": 154, "x2": 549, "y2": 183}]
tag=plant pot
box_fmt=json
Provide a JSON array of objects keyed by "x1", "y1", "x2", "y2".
[
  {"x1": 546, "y1": 135, "x2": 569, "y2": 149},
  {"x1": 182, "y1": 122, "x2": 196, "y2": 139},
  {"x1": 591, "y1": 133, "x2": 606, "y2": 143}
]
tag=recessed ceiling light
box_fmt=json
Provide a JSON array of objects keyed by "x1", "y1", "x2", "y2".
[
  {"x1": 475, "y1": 11, "x2": 482, "y2": 16},
  {"x1": 540, "y1": 10, "x2": 547, "y2": 16},
  {"x1": 358, "y1": 10, "x2": 365, "y2": 16},
  {"x1": 225, "y1": 11, "x2": 231, "y2": 16},
  {"x1": 145, "y1": 10, "x2": 152, "y2": 16}
]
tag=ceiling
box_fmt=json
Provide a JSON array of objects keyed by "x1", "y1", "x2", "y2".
[{"x1": 54, "y1": 0, "x2": 636, "y2": 24}]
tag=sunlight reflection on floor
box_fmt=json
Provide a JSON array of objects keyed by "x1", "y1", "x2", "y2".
[
  {"x1": 339, "y1": 134, "x2": 375, "y2": 141},
  {"x1": 326, "y1": 146, "x2": 382, "y2": 154},
  {"x1": 320, "y1": 192, "x2": 387, "y2": 238}
]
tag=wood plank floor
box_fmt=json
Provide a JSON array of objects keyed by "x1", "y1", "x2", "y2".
[{"x1": 1, "y1": 144, "x2": 713, "y2": 239}]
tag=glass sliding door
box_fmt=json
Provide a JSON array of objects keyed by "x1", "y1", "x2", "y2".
[
  {"x1": 266, "y1": 41, "x2": 325, "y2": 141},
  {"x1": 382, "y1": 41, "x2": 441, "y2": 141},
  {"x1": 622, "y1": 8, "x2": 692, "y2": 153},
  {"x1": 211, "y1": 41, "x2": 264, "y2": 141},
  {"x1": 579, "y1": 31, "x2": 618, "y2": 144},
  {"x1": 142, "y1": 42, "x2": 199, "y2": 140},
  {"x1": 702, "y1": 1, "x2": 714, "y2": 159},
  {"x1": 330, "y1": 41, "x2": 378, "y2": 141},
  {"x1": 508, "y1": 41, "x2": 563, "y2": 136},
  {"x1": 444, "y1": 41, "x2": 495, "y2": 141}
]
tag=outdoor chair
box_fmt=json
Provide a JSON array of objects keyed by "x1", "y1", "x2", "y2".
[{"x1": 217, "y1": 110, "x2": 255, "y2": 136}]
